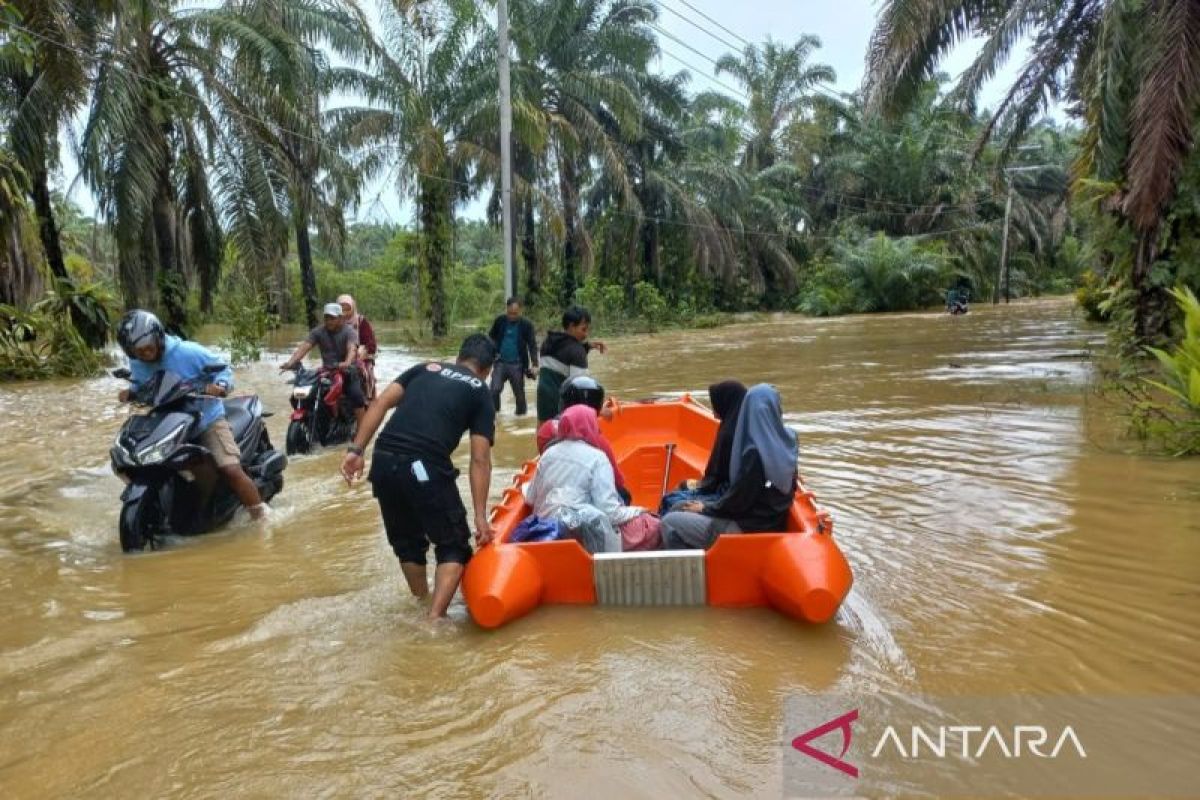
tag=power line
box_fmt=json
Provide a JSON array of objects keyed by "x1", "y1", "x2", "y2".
[
  {"x1": 660, "y1": 0, "x2": 751, "y2": 48},
  {"x1": 654, "y1": 1, "x2": 744, "y2": 54},
  {"x1": 655, "y1": 45, "x2": 752, "y2": 103},
  {"x1": 652, "y1": 0, "x2": 988, "y2": 151}
]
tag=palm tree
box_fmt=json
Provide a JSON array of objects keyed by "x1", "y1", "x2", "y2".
[
  {"x1": 332, "y1": 0, "x2": 484, "y2": 337},
  {"x1": 79, "y1": 1, "x2": 232, "y2": 328},
  {"x1": 0, "y1": 148, "x2": 44, "y2": 306},
  {"x1": 503, "y1": 0, "x2": 659, "y2": 305},
  {"x1": 227, "y1": 0, "x2": 372, "y2": 326},
  {"x1": 1, "y1": 0, "x2": 113, "y2": 344},
  {"x1": 678, "y1": 37, "x2": 837, "y2": 302},
  {"x1": 863, "y1": 0, "x2": 1200, "y2": 343},
  {"x1": 80, "y1": 0, "x2": 343, "y2": 331},
  {"x1": 715, "y1": 37, "x2": 837, "y2": 172}
]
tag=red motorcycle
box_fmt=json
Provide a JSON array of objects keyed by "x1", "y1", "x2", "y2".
[{"x1": 284, "y1": 364, "x2": 358, "y2": 455}]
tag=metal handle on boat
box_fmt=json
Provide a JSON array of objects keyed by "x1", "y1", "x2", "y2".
[{"x1": 661, "y1": 443, "x2": 676, "y2": 499}]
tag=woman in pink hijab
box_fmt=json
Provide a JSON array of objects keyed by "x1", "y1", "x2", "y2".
[
  {"x1": 525, "y1": 405, "x2": 661, "y2": 551},
  {"x1": 337, "y1": 294, "x2": 377, "y2": 399}
]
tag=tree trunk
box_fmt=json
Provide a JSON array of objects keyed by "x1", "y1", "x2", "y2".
[
  {"x1": 294, "y1": 207, "x2": 319, "y2": 329},
  {"x1": 558, "y1": 150, "x2": 581, "y2": 307},
  {"x1": 1131, "y1": 229, "x2": 1171, "y2": 345},
  {"x1": 152, "y1": 168, "x2": 188, "y2": 335},
  {"x1": 520, "y1": 193, "x2": 542, "y2": 308},
  {"x1": 1, "y1": 216, "x2": 44, "y2": 307},
  {"x1": 419, "y1": 176, "x2": 450, "y2": 338},
  {"x1": 272, "y1": 255, "x2": 291, "y2": 322},
  {"x1": 29, "y1": 165, "x2": 68, "y2": 282}
]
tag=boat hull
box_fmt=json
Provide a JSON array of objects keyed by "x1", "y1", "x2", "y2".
[{"x1": 462, "y1": 396, "x2": 853, "y2": 628}]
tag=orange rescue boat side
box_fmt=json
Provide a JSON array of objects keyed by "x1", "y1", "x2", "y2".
[{"x1": 462, "y1": 396, "x2": 852, "y2": 629}]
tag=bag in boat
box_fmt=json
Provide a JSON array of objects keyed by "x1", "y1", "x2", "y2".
[
  {"x1": 619, "y1": 513, "x2": 662, "y2": 551},
  {"x1": 543, "y1": 488, "x2": 621, "y2": 554},
  {"x1": 510, "y1": 515, "x2": 566, "y2": 543}
]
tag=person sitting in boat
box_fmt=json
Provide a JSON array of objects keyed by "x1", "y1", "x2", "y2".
[
  {"x1": 660, "y1": 380, "x2": 748, "y2": 514},
  {"x1": 660, "y1": 384, "x2": 796, "y2": 549},
  {"x1": 525, "y1": 405, "x2": 660, "y2": 552},
  {"x1": 536, "y1": 305, "x2": 607, "y2": 423},
  {"x1": 536, "y1": 376, "x2": 630, "y2": 503}
]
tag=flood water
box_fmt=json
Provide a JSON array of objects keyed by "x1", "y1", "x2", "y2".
[{"x1": 1, "y1": 299, "x2": 1197, "y2": 798}]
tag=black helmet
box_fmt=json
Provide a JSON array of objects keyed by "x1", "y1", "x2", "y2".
[
  {"x1": 561, "y1": 375, "x2": 604, "y2": 412},
  {"x1": 117, "y1": 309, "x2": 166, "y2": 359}
]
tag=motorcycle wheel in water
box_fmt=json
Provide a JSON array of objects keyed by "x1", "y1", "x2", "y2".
[
  {"x1": 119, "y1": 487, "x2": 163, "y2": 552},
  {"x1": 286, "y1": 419, "x2": 311, "y2": 455}
]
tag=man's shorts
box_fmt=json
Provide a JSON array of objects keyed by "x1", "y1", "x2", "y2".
[
  {"x1": 199, "y1": 418, "x2": 242, "y2": 468},
  {"x1": 368, "y1": 448, "x2": 472, "y2": 566}
]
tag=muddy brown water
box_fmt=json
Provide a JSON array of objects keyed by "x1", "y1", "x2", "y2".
[{"x1": 1, "y1": 299, "x2": 1197, "y2": 798}]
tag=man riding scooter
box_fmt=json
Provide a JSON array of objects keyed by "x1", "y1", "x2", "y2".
[
  {"x1": 116, "y1": 310, "x2": 269, "y2": 521},
  {"x1": 280, "y1": 303, "x2": 367, "y2": 425}
]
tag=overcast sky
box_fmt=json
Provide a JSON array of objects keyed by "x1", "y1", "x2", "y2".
[{"x1": 58, "y1": 0, "x2": 1032, "y2": 225}]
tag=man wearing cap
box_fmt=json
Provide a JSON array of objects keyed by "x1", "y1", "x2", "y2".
[{"x1": 280, "y1": 302, "x2": 367, "y2": 424}]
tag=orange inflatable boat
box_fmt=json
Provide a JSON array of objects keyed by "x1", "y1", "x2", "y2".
[{"x1": 462, "y1": 396, "x2": 853, "y2": 629}]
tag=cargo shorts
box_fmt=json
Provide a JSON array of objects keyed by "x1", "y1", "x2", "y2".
[{"x1": 199, "y1": 418, "x2": 242, "y2": 468}]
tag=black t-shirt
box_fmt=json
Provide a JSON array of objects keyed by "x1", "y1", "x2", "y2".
[{"x1": 375, "y1": 362, "x2": 495, "y2": 471}]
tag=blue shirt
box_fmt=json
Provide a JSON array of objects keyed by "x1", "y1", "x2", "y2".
[
  {"x1": 499, "y1": 320, "x2": 521, "y2": 363},
  {"x1": 130, "y1": 335, "x2": 232, "y2": 432}
]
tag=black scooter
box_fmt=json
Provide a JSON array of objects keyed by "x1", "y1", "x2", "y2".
[{"x1": 110, "y1": 366, "x2": 287, "y2": 552}]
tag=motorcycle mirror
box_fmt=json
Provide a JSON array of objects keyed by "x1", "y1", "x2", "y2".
[{"x1": 112, "y1": 367, "x2": 132, "y2": 380}]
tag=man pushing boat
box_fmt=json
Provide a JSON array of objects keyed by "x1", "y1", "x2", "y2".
[{"x1": 340, "y1": 334, "x2": 498, "y2": 620}]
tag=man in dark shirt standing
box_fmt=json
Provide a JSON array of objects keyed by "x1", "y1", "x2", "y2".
[
  {"x1": 487, "y1": 296, "x2": 538, "y2": 415},
  {"x1": 340, "y1": 334, "x2": 497, "y2": 620}
]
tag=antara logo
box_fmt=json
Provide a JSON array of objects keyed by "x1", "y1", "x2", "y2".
[
  {"x1": 792, "y1": 709, "x2": 859, "y2": 778},
  {"x1": 791, "y1": 709, "x2": 1088, "y2": 779}
]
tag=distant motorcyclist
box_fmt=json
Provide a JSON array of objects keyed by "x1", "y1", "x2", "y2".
[
  {"x1": 116, "y1": 310, "x2": 268, "y2": 520},
  {"x1": 280, "y1": 302, "x2": 367, "y2": 424}
]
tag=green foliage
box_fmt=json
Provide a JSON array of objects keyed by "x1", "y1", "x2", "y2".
[
  {"x1": 0, "y1": 298, "x2": 106, "y2": 381},
  {"x1": 447, "y1": 264, "x2": 505, "y2": 327},
  {"x1": 576, "y1": 281, "x2": 627, "y2": 323},
  {"x1": 797, "y1": 259, "x2": 856, "y2": 316},
  {"x1": 1139, "y1": 287, "x2": 1200, "y2": 454},
  {"x1": 799, "y1": 234, "x2": 948, "y2": 315},
  {"x1": 218, "y1": 269, "x2": 278, "y2": 365},
  {"x1": 35, "y1": 277, "x2": 115, "y2": 349},
  {"x1": 572, "y1": 278, "x2": 716, "y2": 333},
  {"x1": 1076, "y1": 271, "x2": 1112, "y2": 322}
]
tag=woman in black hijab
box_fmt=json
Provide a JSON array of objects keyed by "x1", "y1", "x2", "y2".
[{"x1": 659, "y1": 380, "x2": 748, "y2": 513}]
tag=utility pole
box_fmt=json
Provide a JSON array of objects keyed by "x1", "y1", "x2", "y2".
[
  {"x1": 497, "y1": 0, "x2": 515, "y2": 300},
  {"x1": 994, "y1": 185, "x2": 1014, "y2": 305},
  {"x1": 994, "y1": 155, "x2": 1053, "y2": 305}
]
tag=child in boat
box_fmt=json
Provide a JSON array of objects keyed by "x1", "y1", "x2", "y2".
[
  {"x1": 660, "y1": 384, "x2": 796, "y2": 549},
  {"x1": 536, "y1": 306, "x2": 607, "y2": 423},
  {"x1": 660, "y1": 380, "x2": 748, "y2": 513},
  {"x1": 525, "y1": 405, "x2": 660, "y2": 552}
]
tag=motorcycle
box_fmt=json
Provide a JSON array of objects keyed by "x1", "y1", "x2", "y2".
[
  {"x1": 946, "y1": 287, "x2": 970, "y2": 315},
  {"x1": 284, "y1": 364, "x2": 358, "y2": 455},
  {"x1": 110, "y1": 366, "x2": 287, "y2": 552}
]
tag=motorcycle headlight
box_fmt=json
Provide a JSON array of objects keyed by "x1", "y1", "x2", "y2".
[
  {"x1": 135, "y1": 422, "x2": 190, "y2": 465},
  {"x1": 292, "y1": 386, "x2": 312, "y2": 399}
]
